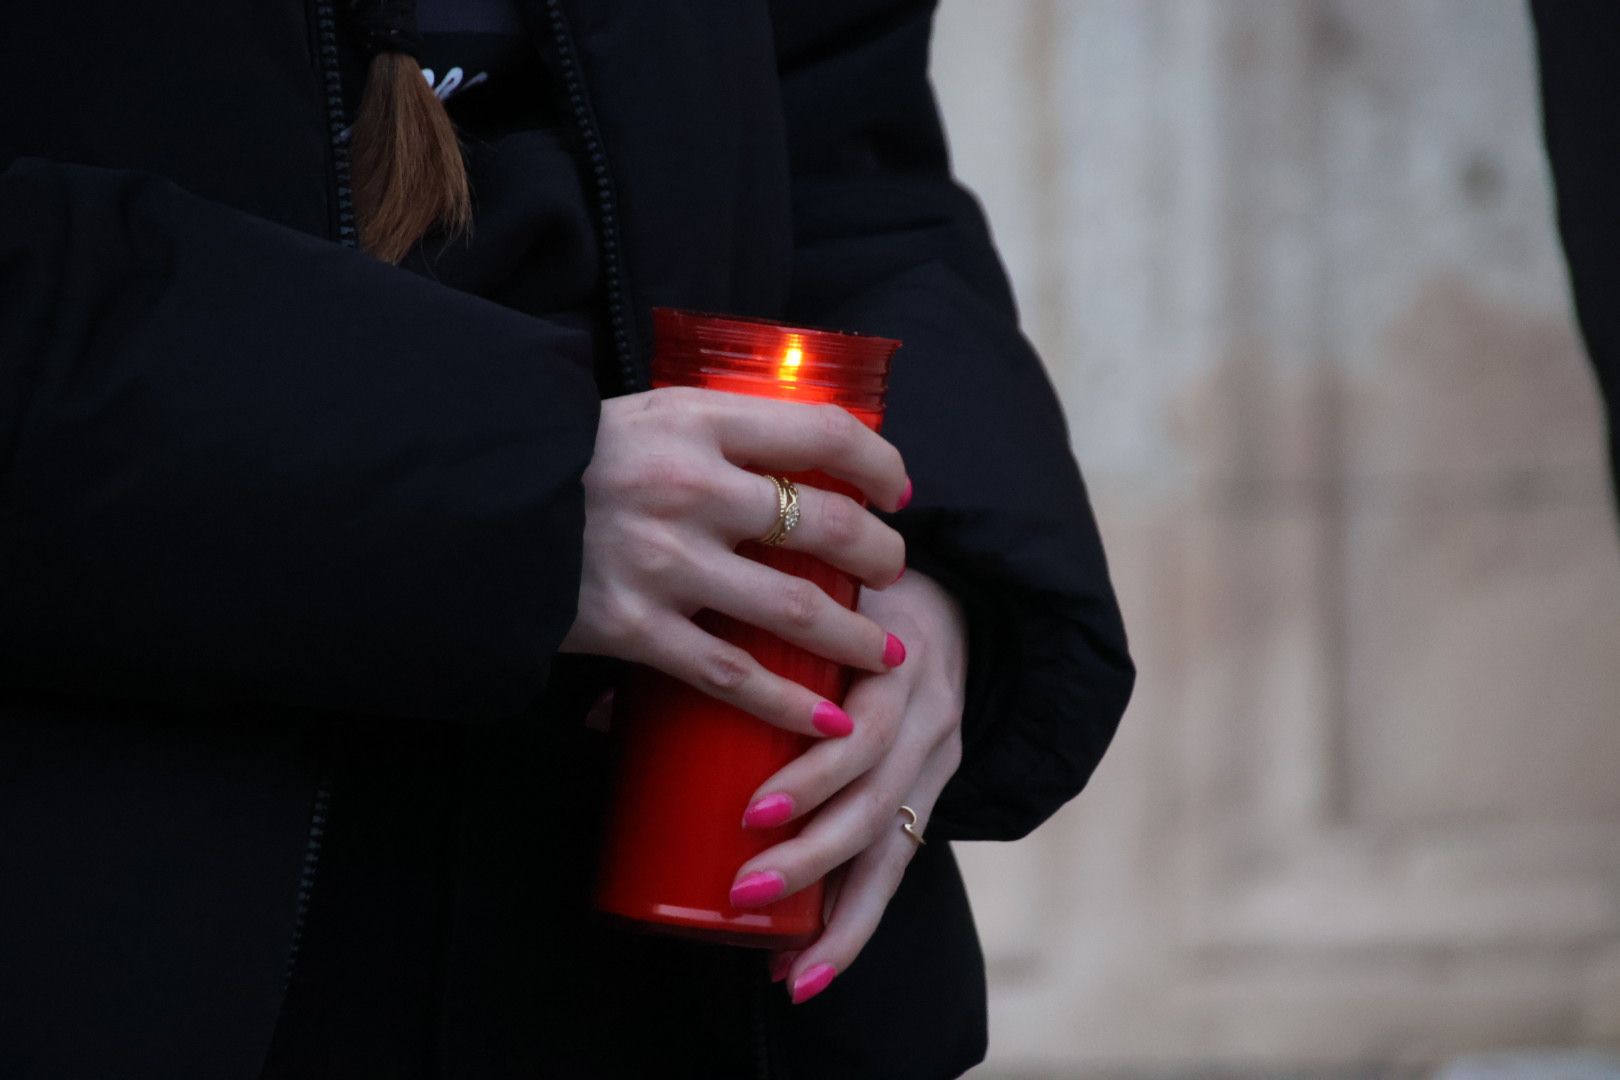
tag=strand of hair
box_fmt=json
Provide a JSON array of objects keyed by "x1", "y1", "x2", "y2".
[{"x1": 350, "y1": 52, "x2": 472, "y2": 264}]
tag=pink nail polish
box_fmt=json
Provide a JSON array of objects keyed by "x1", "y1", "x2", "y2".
[
  {"x1": 882, "y1": 632, "x2": 906, "y2": 668},
  {"x1": 791, "y1": 962, "x2": 838, "y2": 1004},
  {"x1": 729, "y1": 870, "x2": 786, "y2": 908},
  {"x1": 811, "y1": 701, "x2": 853, "y2": 737},
  {"x1": 769, "y1": 951, "x2": 799, "y2": 984},
  {"x1": 742, "y1": 793, "x2": 795, "y2": 829},
  {"x1": 890, "y1": 565, "x2": 906, "y2": 587},
  {"x1": 896, "y1": 478, "x2": 913, "y2": 511}
]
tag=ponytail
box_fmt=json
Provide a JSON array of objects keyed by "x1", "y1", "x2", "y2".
[{"x1": 346, "y1": 3, "x2": 471, "y2": 264}]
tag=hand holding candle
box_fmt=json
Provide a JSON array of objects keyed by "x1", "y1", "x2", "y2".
[
  {"x1": 590, "y1": 311, "x2": 906, "y2": 948},
  {"x1": 558, "y1": 385, "x2": 910, "y2": 733},
  {"x1": 742, "y1": 567, "x2": 969, "y2": 1004}
]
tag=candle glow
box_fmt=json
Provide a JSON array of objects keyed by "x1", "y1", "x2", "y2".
[{"x1": 778, "y1": 336, "x2": 805, "y2": 383}]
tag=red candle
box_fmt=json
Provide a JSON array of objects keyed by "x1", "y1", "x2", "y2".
[{"x1": 592, "y1": 309, "x2": 900, "y2": 948}]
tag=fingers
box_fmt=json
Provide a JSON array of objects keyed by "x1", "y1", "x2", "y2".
[
  {"x1": 694, "y1": 554, "x2": 905, "y2": 675},
  {"x1": 701, "y1": 391, "x2": 910, "y2": 512},
  {"x1": 627, "y1": 447, "x2": 905, "y2": 589},
  {"x1": 729, "y1": 721, "x2": 935, "y2": 909},
  {"x1": 739, "y1": 664, "x2": 913, "y2": 829},
  {"x1": 717, "y1": 470, "x2": 906, "y2": 589},
  {"x1": 630, "y1": 611, "x2": 857, "y2": 739},
  {"x1": 767, "y1": 738, "x2": 962, "y2": 1003},
  {"x1": 779, "y1": 836, "x2": 907, "y2": 1003}
]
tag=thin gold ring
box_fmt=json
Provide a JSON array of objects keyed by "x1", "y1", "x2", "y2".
[
  {"x1": 898, "y1": 804, "x2": 926, "y2": 846},
  {"x1": 758, "y1": 474, "x2": 801, "y2": 547}
]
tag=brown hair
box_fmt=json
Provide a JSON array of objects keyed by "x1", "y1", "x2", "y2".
[{"x1": 349, "y1": 52, "x2": 472, "y2": 264}]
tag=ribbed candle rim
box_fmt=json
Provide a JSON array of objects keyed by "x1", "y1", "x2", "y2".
[{"x1": 651, "y1": 308, "x2": 897, "y2": 413}]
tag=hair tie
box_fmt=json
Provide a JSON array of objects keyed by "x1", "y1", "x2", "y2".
[{"x1": 346, "y1": 0, "x2": 423, "y2": 59}]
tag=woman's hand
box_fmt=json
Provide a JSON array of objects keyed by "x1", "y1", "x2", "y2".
[
  {"x1": 726, "y1": 569, "x2": 968, "y2": 1003},
  {"x1": 560, "y1": 386, "x2": 911, "y2": 738}
]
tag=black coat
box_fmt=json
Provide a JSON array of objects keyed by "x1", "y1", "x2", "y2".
[
  {"x1": 0, "y1": 1, "x2": 1134, "y2": 1076},
  {"x1": 1532, "y1": 1, "x2": 1620, "y2": 498}
]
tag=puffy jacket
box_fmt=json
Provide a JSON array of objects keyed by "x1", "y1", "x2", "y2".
[{"x1": 0, "y1": 1, "x2": 1133, "y2": 1076}]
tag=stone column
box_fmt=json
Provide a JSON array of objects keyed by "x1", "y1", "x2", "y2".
[{"x1": 931, "y1": 0, "x2": 1620, "y2": 1072}]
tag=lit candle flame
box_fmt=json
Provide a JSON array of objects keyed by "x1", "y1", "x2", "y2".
[{"x1": 779, "y1": 337, "x2": 804, "y2": 383}]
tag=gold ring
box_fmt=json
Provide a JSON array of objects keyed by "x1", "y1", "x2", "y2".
[
  {"x1": 758, "y1": 474, "x2": 801, "y2": 547},
  {"x1": 898, "y1": 804, "x2": 926, "y2": 846}
]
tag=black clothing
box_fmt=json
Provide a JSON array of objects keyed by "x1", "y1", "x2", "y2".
[
  {"x1": 268, "y1": 7, "x2": 600, "y2": 1069},
  {"x1": 1532, "y1": 1, "x2": 1620, "y2": 496},
  {"x1": 0, "y1": 1, "x2": 1134, "y2": 1077},
  {"x1": 418, "y1": 0, "x2": 538, "y2": 119},
  {"x1": 408, "y1": 4, "x2": 604, "y2": 354}
]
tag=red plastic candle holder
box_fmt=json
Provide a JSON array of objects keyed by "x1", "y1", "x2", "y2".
[{"x1": 592, "y1": 308, "x2": 901, "y2": 949}]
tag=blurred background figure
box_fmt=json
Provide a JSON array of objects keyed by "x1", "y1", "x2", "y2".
[{"x1": 928, "y1": 1, "x2": 1620, "y2": 1076}]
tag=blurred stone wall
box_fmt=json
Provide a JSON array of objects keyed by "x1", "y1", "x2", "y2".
[{"x1": 929, "y1": 1, "x2": 1620, "y2": 1074}]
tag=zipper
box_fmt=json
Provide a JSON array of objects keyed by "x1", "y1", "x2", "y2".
[
  {"x1": 315, "y1": 0, "x2": 358, "y2": 249},
  {"x1": 543, "y1": 4, "x2": 766, "y2": 1072},
  {"x1": 542, "y1": 0, "x2": 645, "y2": 395},
  {"x1": 281, "y1": 771, "x2": 332, "y2": 991},
  {"x1": 745, "y1": 950, "x2": 776, "y2": 1080},
  {"x1": 278, "y1": 0, "x2": 353, "y2": 996}
]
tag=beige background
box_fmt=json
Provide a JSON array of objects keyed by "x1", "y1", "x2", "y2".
[{"x1": 928, "y1": 1, "x2": 1620, "y2": 1075}]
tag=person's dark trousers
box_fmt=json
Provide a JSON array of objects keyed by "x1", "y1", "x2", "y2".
[{"x1": 1531, "y1": 0, "x2": 1620, "y2": 501}]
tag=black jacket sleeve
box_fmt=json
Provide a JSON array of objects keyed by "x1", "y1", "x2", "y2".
[
  {"x1": 771, "y1": 0, "x2": 1135, "y2": 841},
  {"x1": 0, "y1": 158, "x2": 601, "y2": 722},
  {"x1": 1530, "y1": 1, "x2": 1620, "y2": 493}
]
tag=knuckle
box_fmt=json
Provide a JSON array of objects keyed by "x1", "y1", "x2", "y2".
[
  {"x1": 915, "y1": 692, "x2": 959, "y2": 744},
  {"x1": 819, "y1": 495, "x2": 864, "y2": 548},
  {"x1": 648, "y1": 384, "x2": 699, "y2": 416},
  {"x1": 779, "y1": 579, "x2": 823, "y2": 630},
  {"x1": 866, "y1": 712, "x2": 900, "y2": 756},
  {"x1": 637, "y1": 386, "x2": 681, "y2": 423},
  {"x1": 697, "y1": 644, "x2": 753, "y2": 694},
  {"x1": 855, "y1": 786, "x2": 895, "y2": 843},
  {"x1": 632, "y1": 453, "x2": 679, "y2": 493},
  {"x1": 815, "y1": 403, "x2": 859, "y2": 449},
  {"x1": 634, "y1": 391, "x2": 712, "y2": 448},
  {"x1": 854, "y1": 699, "x2": 900, "y2": 751},
  {"x1": 637, "y1": 456, "x2": 709, "y2": 517},
  {"x1": 626, "y1": 524, "x2": 681, "y2": 577},
  {"x1": 608, "y1": 595, "x2": 656, "y2": 650}
]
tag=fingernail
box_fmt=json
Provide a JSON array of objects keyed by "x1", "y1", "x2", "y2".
[
  {"x1": 742, "y1": 793, "x2": 795, "y2": 829},
  {"x1": 896, "y1": 478, "x2": 913, "y2": 511},
  {"x1": 812, "y1": 701, "x2": 853, "y2": 737},
  {"x1": 769, "y1": 951, "x2": 800, "y2": 984},
  {"x1": 730, "y1": 870, "x2": 786, "y2": 908},
  {"x1": 890, "y1": 565, "x2": 906, "y2": 587},
  {"x1": 882, "y1": 632, "x2": 906, "y2": 668},
  {"x1": 791, "y1": 962, "x2": 838, "y2": 1004}
]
